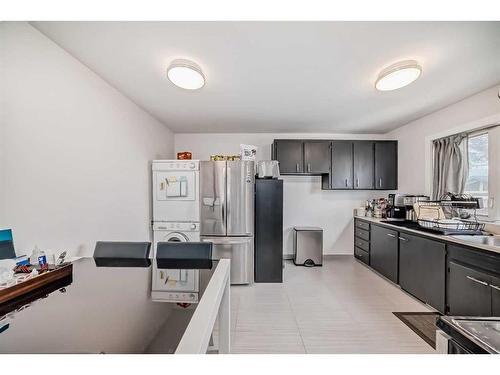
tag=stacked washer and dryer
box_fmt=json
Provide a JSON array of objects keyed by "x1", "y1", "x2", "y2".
[
  {"x1": 151, "y1": 160, "x2": 201, "y2": 303},
  {"x1": 151, "y1": 159, "x2": 256, "y2": 294}
]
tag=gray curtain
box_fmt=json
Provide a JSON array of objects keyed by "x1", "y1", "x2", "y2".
[{"x1": 432, "y1": 134, "x2": 469, "y2": 200}]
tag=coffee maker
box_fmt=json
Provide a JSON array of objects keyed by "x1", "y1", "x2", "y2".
[
  {"x1": 387, "y1": 193, "x2": 407, "y2": 219},
  {"x1": 387, "y1": 194, "x2": 430, "y2": 220}
]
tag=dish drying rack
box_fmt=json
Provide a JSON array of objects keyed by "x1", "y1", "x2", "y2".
[{"x1": 414, "y1": 195, "x2": 485, "y2": 235}]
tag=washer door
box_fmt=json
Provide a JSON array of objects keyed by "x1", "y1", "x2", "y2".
[{"x1": 162, "y1": 232, "x2": 189, "y2": 242}]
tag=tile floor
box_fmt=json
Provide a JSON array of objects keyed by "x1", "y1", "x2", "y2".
[{"x1": 229, "y1": 255, "x2": 435, "y2": 354}]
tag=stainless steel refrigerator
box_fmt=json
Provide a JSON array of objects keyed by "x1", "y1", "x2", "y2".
[{"x1": 200, "y1": 160, "x2": 254, "y2": 284}]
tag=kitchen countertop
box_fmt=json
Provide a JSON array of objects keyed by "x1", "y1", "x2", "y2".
[{"x1": 355, "y1": 216, "x2": 500, "y2": 256}]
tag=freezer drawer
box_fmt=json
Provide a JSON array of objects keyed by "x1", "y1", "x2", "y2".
[{"x1": 201, "y1": 236, "x2": 254, "y2": 284}]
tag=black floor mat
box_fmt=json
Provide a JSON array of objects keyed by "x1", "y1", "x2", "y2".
[{"x1": 393, "y1": 312, "x2": 441, "y2": 349}]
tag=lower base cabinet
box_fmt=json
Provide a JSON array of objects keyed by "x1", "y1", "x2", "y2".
[
  {"x1": 354, "y1": 246, "x2": 369, "y2": 264},
  {"x1": 399, "y1": 233, "x2": 446, "y2": 313},
  {"x1": 370, "y1": 225, "x2": 398, "y2": 283},
  {"x1": 491, "y1": 275, "x2": 500, "y2": 316},
  {"x1": 355, "y1": 220, "x2": 500, "y2": 317},
  {"x1": 448, "y1": 261, "x2": 492, "y2": 316}
]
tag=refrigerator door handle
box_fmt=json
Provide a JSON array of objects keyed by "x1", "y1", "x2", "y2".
[
  {"x1": 201, "y1": 238, "x2": 251, "y2": 245},
  {"x1": 221, "y1": 165, "x2": 226, "y2": 225},
  {"x1": 226, "y1": 164, "x2": 231, "y2": 233}
]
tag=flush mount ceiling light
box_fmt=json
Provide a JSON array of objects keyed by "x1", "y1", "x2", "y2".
[
  {"x1": 375, "y1": 60, "x2": 422, "y2": 91},
  {"x1": 167, "y1": 59, "x2": 205, "y2": 90}
]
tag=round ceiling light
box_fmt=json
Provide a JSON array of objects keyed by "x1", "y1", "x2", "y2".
[
  {"x1": 167, "y1": 59, "x2": 205, "y2": 90},
  {"x1": 375, "y1": 60, "x2": 422, "y2": 91}
]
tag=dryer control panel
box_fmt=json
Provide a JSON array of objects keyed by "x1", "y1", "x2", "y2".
[{"x1": 152, "y1": 160, "x2": 199, "y2": 171}]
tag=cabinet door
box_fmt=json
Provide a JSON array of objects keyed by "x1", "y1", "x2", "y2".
[
  {"x1": 304, "y1": 141, "x2": 331, "y2": 174},
  {"x1": 353, "y1": 141, "x2": 374, "y2": 189},
  {"x1": 274, "y1": 141, "x2": 303, "y2": 174},
  {"x1": 370, "y1": 225, "x2": 398, "y2": 283},
  {"x1": 491, "y1": 275, "x2": 500, "y2": 316},
  {"x1": 374, "y1": 141, "x2": 397, "y2": 190},
  {"x1": 255, "y1": 179, "x2": 283, "y2": 283},
  {"x1": 331, "y1": 141, "x2": 353, "y2": 189},
  {"x1": 448, "y1": 261, "x2": 492, "y2": 316},
  {"x1": 399, "y1": 233, "x2": 446, "y2": 313}
]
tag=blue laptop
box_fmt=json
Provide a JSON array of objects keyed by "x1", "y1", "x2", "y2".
[{"x1": 0, "y1": 229, "x2": 16, "y2": 260}]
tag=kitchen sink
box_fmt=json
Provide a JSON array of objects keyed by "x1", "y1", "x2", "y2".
[{"x1": 449, "y1": 235, "x2": 500, "y2": 247}]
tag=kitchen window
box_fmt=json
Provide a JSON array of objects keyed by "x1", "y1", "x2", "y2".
[
  {"x1": 463, "y1": 127, "x2": 500, "y2": 221},
  {"x1": 464, "y1": 132, "x2": 489, "y2": 216},
  {"x1": 432, "y1": 125, "x2": 500, "y2": 222}
]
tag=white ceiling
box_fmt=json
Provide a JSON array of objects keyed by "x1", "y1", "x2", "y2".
[{"x1": 32, "y1": 21, "x2": 500, "y2": 134}]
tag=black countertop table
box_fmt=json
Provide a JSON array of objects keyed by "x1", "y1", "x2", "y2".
[{"x1": 0, "y1": 257, "x2": 217, "y2": 354}]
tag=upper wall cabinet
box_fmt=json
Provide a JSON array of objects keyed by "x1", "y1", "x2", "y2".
[
  {"x1": 272, "y1": 140, "x2": 331, "y2": 175},
  {"x1": 330, "y1": 141, "x2": 354, "y2": 189},
  {"x1": 374, "y1": 141, "x2": 398, "y2": 190},
  {"x1": 273, "y1": 139, "x2": 398, "y2": 190},
  {"x1": 304, "y1": 141, "x2": 331, "y2": 174},
  {"x1": 273, "y1": 140, "x2": 304, "y2": 174},
  {"x1": 353, "y1": 141, "x2": 375, "y2": 190}
]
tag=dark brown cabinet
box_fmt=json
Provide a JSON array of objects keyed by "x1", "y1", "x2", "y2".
[
  {"x1": 370, "y1": 225, "x2": 398, "y2": 283},
  {"x1": 273, "y1": 139, "x2": 397, "y2": 190},
  {"x1": 354, "y1": 219, "x2": 370, "y2": 265},
  {"x1": 399, "y1": 233, "x2": 446, "y2": 313},
  {"x1": 354, "y1": 221, "x2": 500, "y2": 317},
  {"x1": 353, "y1": 141, "x2": 374, "y2": 189},
  {"x1": 448, "y1": 261, "x2": 492, "y2": 316},
  {"x1": 304, "y1": 141, "x2": 331, "y2": 174},
  {"x1": 447, "y1": 244, "x2": 500, "y2": 316},
  {"x1": 330, "y1": 141, "x2": 353, "y2": 189},
  {"x1": 374, "y1": 141, "x2": 398, "y2": 190},
  {"x1": 273, "y1": 140, "x2": 304, "y2": 174},
  {"x1": 255, "y1": 179, "x2": 283, "y2": 283},
  {"x1": 491, "y1": 275, "x2": 500, "y2": 316}
]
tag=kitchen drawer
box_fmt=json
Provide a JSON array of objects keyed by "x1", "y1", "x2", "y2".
[
  {"x1": 354, "y1": 237, "x2": 370, "y2": 252},
  {"x1": 354, "y1": 247, "x2": 369, "y2": 264},
  {"x1": 354, "y1": 228, "x2": 370, "y2": 241},
  {"x1": 355, "y1": 220, "x2": 370, "y2": 231}
]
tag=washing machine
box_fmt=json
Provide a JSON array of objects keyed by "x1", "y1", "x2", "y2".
[
  {"x1": 152, "y1": 222, "x2": 200, "y2": 252},
  {"x1": 151, "y1": 222, "x2": 201, "y2": 303}
]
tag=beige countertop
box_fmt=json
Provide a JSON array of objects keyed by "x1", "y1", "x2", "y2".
[{"x1": 354, "y1": 215, "x2": 500, "y2": 256}]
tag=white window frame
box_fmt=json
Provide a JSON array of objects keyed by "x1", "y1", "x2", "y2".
[
  {"x1": 464, "y1": 129, "x2": 490, "y2": 218},
  {"x1": 487, "y1": 126, "x2": 500, "y2": 221},
  {"x1": 424, "y1": 114, "x2": 500, "y2": 223}
]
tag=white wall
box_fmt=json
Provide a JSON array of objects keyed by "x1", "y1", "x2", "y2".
[
  {"x1": 175, "y1": 133, "x2": 392, "y2": 255},
  {"x1": 0, "y1": 22, "x2": 174, "y2": 257},
  {"x1": 388, "y1": 84, "x2": 500, "y2": 195}
]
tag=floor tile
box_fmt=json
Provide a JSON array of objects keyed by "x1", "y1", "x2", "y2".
[{"x1": 229, "y1": 255, "x2": 436, "y2": 354}]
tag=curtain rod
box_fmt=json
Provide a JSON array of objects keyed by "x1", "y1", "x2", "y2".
[{"x1": 433, "y1": 123, "x2": 500, "y2": 142}]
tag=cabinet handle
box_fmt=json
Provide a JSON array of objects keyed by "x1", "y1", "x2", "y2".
[
  {"x1": 296, "y1": 163, "x2": 299, "y2": 172},
  {"x1": 345, "y1": 178, "x2": 348, "y2": 187},
  {"x1": 387, "y1": 233, "x2": 396, "y2": 238},
  {"x1": 398, "y1": 236, "x2": 408, "y2": 242},
  {"x1": 379, "y1": 178, "x2": 382, "y2": 188},
  {"x1": 490, "y1": 284, "x2": 500, "y2": 291},
  {"x1": 307, "y1": 163, "x2": 311, "y2": 173},
  {"x1": 466, "y1": 276, "x2": 488, "y2": 286},
  {"x1": 356, "y1": 178, "x2": 359, "y2": 188}
]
